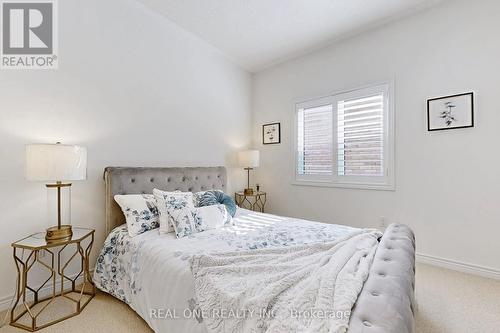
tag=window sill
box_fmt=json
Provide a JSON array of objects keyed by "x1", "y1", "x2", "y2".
[{"x1": 291, "y1": 180, "x2": 395, "y2": 191}]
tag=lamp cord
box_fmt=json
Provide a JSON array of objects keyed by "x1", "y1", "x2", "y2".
[{"x1": 0, "y1": 249, "x2": 24, "y2": 328}]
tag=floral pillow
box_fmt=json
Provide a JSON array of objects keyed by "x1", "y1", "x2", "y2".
[
  {"x1": 192, "y1": 190, "x2": 208, "y2": 207},
  {"x1": 160, "y1": 191, "x2": 196, "y2": 238},
  {"x1": 153, "y1": 189, "x2": 177, "y2": 234},
  {"x1": 114, "y1": 194, "x2": 159, "y2": 237},
  {"x1": 192, "y1": 204, "x2": 233, "y2": 233}
]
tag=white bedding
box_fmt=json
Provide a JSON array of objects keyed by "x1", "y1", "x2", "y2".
[
  {"x1": 93, "y1": 208, "x2": 369, "y2": 333},
  {"x1": 191, "y1": 229, "x2": 380, "y2": 333}
]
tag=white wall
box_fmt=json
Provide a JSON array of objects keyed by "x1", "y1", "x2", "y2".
[
  {"x1": 0, "y1": 0, "x2": 251, "y2": 303},
  {"x1": 252, "y1": 0, "x2": 500, "y2": 272}
]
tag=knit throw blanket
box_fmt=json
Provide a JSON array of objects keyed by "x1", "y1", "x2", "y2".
[{"x1": 190, "y1": 228, "x2": 382, "y2": 333}]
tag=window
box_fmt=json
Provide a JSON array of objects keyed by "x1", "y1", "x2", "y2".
[
  {"x1": 297, "y1": 98, "x2": 333, "y2": 180},
  {"x1": 294, "y1": 83, "x2": 394, "y2": 190}
]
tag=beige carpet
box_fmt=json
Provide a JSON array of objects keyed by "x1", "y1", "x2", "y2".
[
  {"x1": 415, "y1": 263, "x2": 500, "y2": 332},
  {"x1": 1, "y1": 263, "x2": 499, "y2": 333}
]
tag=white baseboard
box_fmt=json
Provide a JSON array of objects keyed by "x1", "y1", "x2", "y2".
[
  {"x1": 417, "y1": 253, "x2": 500, "y2": 281},
  {"x1": 0, "y1": 271, "x2": 93, "y2": 313}
]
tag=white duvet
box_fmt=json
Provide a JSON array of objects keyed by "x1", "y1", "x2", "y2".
[{"x1": 94, "y1": 209, "x2": 377, "y2": 333}]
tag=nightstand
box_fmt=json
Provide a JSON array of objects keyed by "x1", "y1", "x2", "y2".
[
  {"x1": 10, "y1": 227, "x2": 95, "y2": 331},
  {"x1": 235, "y1": 191, "x2": 267, "y2": 212}
]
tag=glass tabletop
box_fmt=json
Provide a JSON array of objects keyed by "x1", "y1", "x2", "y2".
[
  {"x1": 235, "y1": 191, "x2": 266, "y2": 196},
  {"x1": 12, "y1": 227, "x2": 94, "y2": 250}
]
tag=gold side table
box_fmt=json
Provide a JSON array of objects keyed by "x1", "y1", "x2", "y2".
[
  {"x1": 10, "y1": 227, "x2": 95, "y2": 332},
  {"x1": 235, "y1": 191, "x2": 267, "y2": 212}
]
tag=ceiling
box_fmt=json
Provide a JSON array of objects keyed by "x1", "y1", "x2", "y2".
[{"x1": 137, "y1": 0, "x2": 445, "y2": 72}]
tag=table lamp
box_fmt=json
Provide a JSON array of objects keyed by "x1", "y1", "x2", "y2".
[
  {"x1": 238, "y1": 150, "x2": 259, "y2": 195},
  {"x1": 26, "y1": 143, "x2": 87, "y2": 242}
]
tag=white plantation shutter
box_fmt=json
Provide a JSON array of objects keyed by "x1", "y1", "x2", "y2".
[
  {"x1": 337, "y1": 93, "x2": 385, "y2": 177},
  {"x1": 297, "y1": 103, "x2": 333, "y2": 176},
  {"x1": 295, "y1": 83, "x2": 393, "y2": 189}
]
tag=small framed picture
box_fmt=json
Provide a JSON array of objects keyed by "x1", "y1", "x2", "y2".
[
  {"x1": 427, "y1": 92, "x2": 474, "y2": 131},
  {"x1": 262, "y1": 122, "x2": 281, "y2": 144}
]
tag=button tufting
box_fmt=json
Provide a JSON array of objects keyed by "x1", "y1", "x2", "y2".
[
  {"x1": 379, "y1": 273, "x2": 386, "y2": 277},
  {"x1": 188, "y1": 188, "x2": 193, "y2": 192},
  {"x1": 167, "y1": 177, "x2": 171, "y2": 182},
  {"x1": 195, "y1": 176, "x2": 198, "y2": 180},
  {"x1": 182, "y1": 177, "x2": 186, "y2": 181},
  {"x1": 150, "y1": 178, "x2": 154, "y2": 182},
  {"x1": 363, "y1": 321, "x2": 372, "y2": 327},
  {"x1": 371, "y1": 292, "x2": 379, "y2": 296},
  {"x1": 384, "y1": 258, "x2": 391, "y2": 262},
  {"x1": 131, "y1": 179, "x2": 135, "y2": 183}
]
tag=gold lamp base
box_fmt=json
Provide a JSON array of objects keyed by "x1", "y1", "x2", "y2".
[
  {"x1": 244, "y1": 188, "x2": 254, "y2": 195},
  {"x1": 45, "y1": 181, "x2": 73, "y2": 243},
  {"x1": 45, "y1": 225, "x2": 73, "y2": 243}
]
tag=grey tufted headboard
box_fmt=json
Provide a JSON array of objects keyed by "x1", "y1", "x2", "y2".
[{"x1": 104, "y1": 166, "x2": 227, "y2": 235}]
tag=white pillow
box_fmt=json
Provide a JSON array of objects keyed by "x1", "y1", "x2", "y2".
[
  {"x1": 192, "y1": 204, "x2": 233, "y2": 233},
  {"x1": 154, "y1": 189, "x2": 195, "y2": 237},
  {"x1": 114, "y1": 194, "x2": 159, "y2": 237}
]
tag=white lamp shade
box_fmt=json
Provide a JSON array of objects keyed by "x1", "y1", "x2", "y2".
[
  {"x1": 238, "y1": 150, "x2": 260, "y2": 168},
  {"x1": 26, "y1": 144, "x2": 87, "y2": 181}
]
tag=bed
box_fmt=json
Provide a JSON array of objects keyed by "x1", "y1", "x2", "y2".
[{"x1": 95, "y1": 166, "x2": 416, "y2": 333}]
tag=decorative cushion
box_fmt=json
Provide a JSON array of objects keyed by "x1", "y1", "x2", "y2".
[
  {"x1": 154, "y1": 189, "x2": 195, "y2": 236},
  {"x1": 156, "y1": 190, "x2": 233, "y2": 238},
  {"x1": 160, "y1": 191, "x2": 196, "y2": 238},
  {"x1": 192, "y1": 191, "x2": 207, "y2": 207},
  {"x1": 114, "y1": 194, "x2": 159, "y2": 237},
  {"x1": 196, "y1": 191, "x2": 217, "y2": 207},
  {"x1": 192, "y1": 204, "x2": 233, "y2": 232},
  {"x1": 196, "y1": 190, "x2": 237, "y2": 217}
]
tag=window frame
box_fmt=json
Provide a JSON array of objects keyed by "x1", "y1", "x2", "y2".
[{"x1": 292, "y1": 82, "x2": 395, "y2": 191}]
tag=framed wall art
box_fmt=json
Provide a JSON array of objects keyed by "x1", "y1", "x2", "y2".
[
  {"x1": 262, "y1": 122, "x2": 281, "y2": 144},
  {"x1": 427, "y1": 92, "x2": 474, "y2": 131}
]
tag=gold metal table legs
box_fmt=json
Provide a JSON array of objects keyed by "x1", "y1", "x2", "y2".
[
  {"x1": 10, "y1": 234, "x2": 95, "y2": 331},
  {"x1": 235, "y1": 192, "x2": 267, "y2": 212}
]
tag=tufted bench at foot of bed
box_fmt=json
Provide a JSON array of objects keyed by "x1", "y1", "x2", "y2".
[{"x1": 348, "y1": 224, "x2": 416, "y2": 333}]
